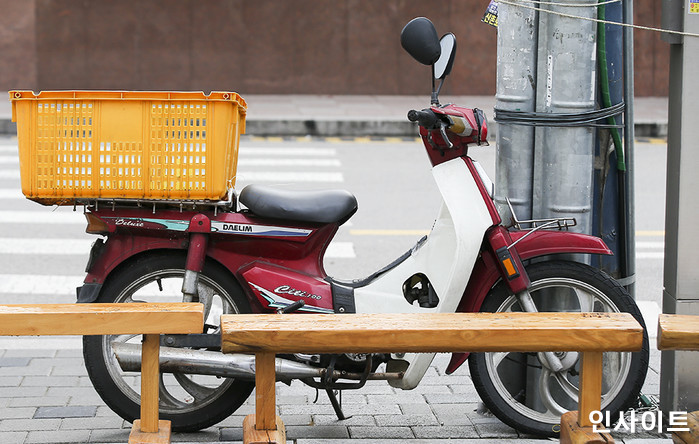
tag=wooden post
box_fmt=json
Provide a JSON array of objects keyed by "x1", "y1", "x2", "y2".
[
  {"x1": 255, "y1": 352, "x2": 277, "y2": 431},
  {"x1": 129, "y1": 333, "x2": 172, "y2": 444},
  {"x1": 242, "y1": 352, "x2": 286, "y2": 444},
  {"x1": 141, "y1": 334, "x2": 161, "y2": 433},
  {"x1": 578, "y1": 351, "x2": 603, "y2": 427}
]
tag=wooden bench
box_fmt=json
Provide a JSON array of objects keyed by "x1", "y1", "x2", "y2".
[
  {"x1": 657, "y1": 313, "x2": 699, "y2": 444},
  {"x1": 220, "y1": 312, "x2": 644, "y2": 444},
  {"x1": 0, "y1": 303, "x2": 204, "y2": 444}
]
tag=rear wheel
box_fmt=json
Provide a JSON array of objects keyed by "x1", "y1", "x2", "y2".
[
  {"x1": 83, "y1": 253, "x2": 255, "y2": 432},
  {"x1": 468, "y1": 260, "x2": 649, "y2": 437}
]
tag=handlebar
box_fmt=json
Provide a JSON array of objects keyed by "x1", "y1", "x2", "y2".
[
  {"x1": 408, "y1": 108, "x2": 454, "y2": 149},
  {"x1": 407, "y1": 109, "x2": 438, "y2": 129}
]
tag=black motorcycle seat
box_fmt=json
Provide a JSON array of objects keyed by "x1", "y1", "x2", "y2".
[{"x1": 238, "y1": 184, "x2": 358, "y2": 224}]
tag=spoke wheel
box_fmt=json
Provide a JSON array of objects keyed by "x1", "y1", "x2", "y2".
[
  {"x1": 83, "y1": 253, "x2": 254, "y2": 432},
  {"x1": 468, "y1": 260, "x2": 649, "y2": 437}
]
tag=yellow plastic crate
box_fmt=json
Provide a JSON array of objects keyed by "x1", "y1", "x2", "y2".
[{"x1": 10, "y1": 90, "x2": 246, "y2": 205}]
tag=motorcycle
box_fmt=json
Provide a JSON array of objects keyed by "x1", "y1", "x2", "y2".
[{"x1": 78, "y1": 17, "x2": 648, "y2": 437}]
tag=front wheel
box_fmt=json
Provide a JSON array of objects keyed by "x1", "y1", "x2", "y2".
[
  {"x1": 468, "y1": 260, "x2": 649, "y2": 437},
  {"x1": 83, "y1": 253, "x2": 255, "y2": 432}
]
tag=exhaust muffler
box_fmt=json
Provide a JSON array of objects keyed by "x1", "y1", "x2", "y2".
[{"x1": 111, "y1": 342, "x2": 323, "y2": 379}]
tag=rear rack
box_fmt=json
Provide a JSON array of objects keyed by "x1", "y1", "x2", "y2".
[
  {"x1": 506, "y1": 198, "x2": 577, "y2": 231},
  {"x1": 505, "y1": 198, "x2": 577, "y2": 250},
  {"x1": 78, "y1": 189, "x2": 237, "y2": 215}
]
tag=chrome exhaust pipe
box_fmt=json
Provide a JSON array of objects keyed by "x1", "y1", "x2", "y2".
[{"x1": 111, "y1": 342, "x2": 323, "y2": 380}]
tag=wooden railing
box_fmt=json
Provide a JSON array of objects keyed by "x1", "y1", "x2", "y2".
[
  {"x1": 0, "y1": 303, "x2": 204, "y2": 444},
  {"x1": 220, "y1": 311, "x2": 644, "y2": 444},
  {"x1": 657, "y1": 313, "x2": 699, "y2": 444}
]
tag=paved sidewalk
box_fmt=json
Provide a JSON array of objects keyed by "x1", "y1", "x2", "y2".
[
  {"x1": 1, "y1": 94, "x2": 668, "y2": 138},
  {"x1": 0, "y1": 338, "x2": 669, "y2": 444}
]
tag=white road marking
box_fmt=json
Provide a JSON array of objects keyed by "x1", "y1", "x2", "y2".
[
  {"x1": 239, "y1": 147, "x2": 337, "y2": 156},
  {"x1": 637, "y1": 252, "x2": 664, "y2": 259},
  {"x1": 0, "y1": 189, "x2": 23, "y2": 199},
  {"x1": 0, "y1": 274, "x2": 84, "y2": 295},
  {"x1": 238, "y1": 158, "x2": 341, "y2": 167},
  {"x1": 0, "y1": 170, "x2": 19, "y2": 179},
  {"x1": 0, "y1": 210, "x2": 86, "y2": 224},
  {"x1": 637, "y1": 241, "x2": 664, "y2": 249},
  {"x1": 236, "y1": 172, "x2": 344, "y2": 182},
  {"x1": 1, "y1": 170, "x2": 344, "y2": 182},
  {"x1": 0, "y1": 156, "x2": 18, "y2": 164}
]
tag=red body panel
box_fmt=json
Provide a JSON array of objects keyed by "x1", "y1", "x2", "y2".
[
  {"x1": 240, "y1": 262, "x2": 334, "y2": 313},
  {"x1": 84, "y1": 207, "x2": 338, "y2": 313}
]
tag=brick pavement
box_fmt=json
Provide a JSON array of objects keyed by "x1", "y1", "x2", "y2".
[{"x1": 0, "y1": 341, "x2": 670, "y2": 444}]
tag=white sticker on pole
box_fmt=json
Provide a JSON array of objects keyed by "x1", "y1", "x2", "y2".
[{"x1": 546, "y1": 54, "x2": 553, "y2": 108}]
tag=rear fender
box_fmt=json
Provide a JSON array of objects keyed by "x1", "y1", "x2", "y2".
[
  {"x1": 445, "y1": 229, "x2": 612, "y2": 374},
  {"x1": 78, "y1": 236, "x2": 185, "y2": 303}
]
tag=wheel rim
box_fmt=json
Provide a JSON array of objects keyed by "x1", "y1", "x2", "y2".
[
  {"x1": 100, "y1": 269, "x2": 242, "y2": 415},
  {"x1": 484, "y1": 277, "x2": 632, "y2": 425}
]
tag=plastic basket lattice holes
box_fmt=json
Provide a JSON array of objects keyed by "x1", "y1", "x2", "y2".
[{"x1": 9, "y1": 91, "x2": 246, "y2": 204}]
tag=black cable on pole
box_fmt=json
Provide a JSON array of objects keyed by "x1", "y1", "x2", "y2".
[{"x1": 494, "y1": 102, "x2": 625, "y2": 128}]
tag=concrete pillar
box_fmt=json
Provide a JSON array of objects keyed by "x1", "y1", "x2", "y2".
[{"x1": 660, "y1": 0, "x2": 699, "y2": 413}]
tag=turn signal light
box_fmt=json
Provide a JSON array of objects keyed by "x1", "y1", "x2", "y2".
[{"x1": 85, "y1": 213, "x2": 109, "y2": 235}]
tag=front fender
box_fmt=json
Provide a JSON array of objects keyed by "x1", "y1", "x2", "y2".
[{"x1": 445, "y1": 229, "x2": 612, "y2": 374}]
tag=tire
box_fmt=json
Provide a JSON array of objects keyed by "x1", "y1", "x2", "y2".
[
  {"x1": 83, "y1": 253, "x2": 255, "y2": 432},
  {"x1": 468, "y1": 260, "x2": 649, "y2": 437}
]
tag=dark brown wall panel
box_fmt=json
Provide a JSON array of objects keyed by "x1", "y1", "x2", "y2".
[
  {"x1": 0, "y1": 0, "x2": 37, "y2": 90},
  {"x1": 1, "y1": 0, "x2": 669, "y2": 96}
]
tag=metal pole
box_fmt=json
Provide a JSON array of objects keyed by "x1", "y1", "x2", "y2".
[
  {"x1": 494, "y1": 1, "x2": 538, "y2": 222},
  {"x1": 533, "y1": 0, "x2": 598, "y2": 240},
  {"x1": 621, "y1": 0, "x2": 636, "y2": 297}
]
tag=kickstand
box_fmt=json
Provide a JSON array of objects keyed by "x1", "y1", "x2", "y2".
[{"x1": 326, "y1": 389, "x2": 350, "y2": 420}]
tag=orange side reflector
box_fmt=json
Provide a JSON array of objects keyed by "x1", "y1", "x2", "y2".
[{"x1": 502, "y1": 258, "x2": 517, "y2": 276}]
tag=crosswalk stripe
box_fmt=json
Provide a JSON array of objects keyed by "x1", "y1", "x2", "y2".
[
  {"x1": 0, "y1": 156, "x2": 18, "y2": 164},
  {"x1": 239, "y1": 147, "x2": 336, "y2": 156},
  {"x1": 0, "y1": 189, "x2": 23, "y2": 199},
  {"x1": 0, "y1": 238, "x2": 355, "y2": 259},
  {"x1": 0, "y1": 274, "x2": 84, "y2": 295},
  {"x1": 0, "y1": 170, "x2": 344, "y2": 182},
  {"x1": 636, "y1": 241, "x2": 664, "y2": 249},
  {"x1": 236, "y1": 172, "x2": 344, "y2": 182},
  {"x1": 0, "y1": 170, "x2": 19, "y2": 178},
  {"x1": 0, "y1": 146, "x2": 338, "y2": 157},
  {"x1": 636, "y1": 252, "x2": 664, "y2": 259},
  {"x1": 237, "y1": 158, "x2": 341, "y2": 167},
  {"x1": 0, "y1": 210, "x2": 85, "y2": 224}
]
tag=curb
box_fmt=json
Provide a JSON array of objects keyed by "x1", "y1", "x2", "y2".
[{"x1": 0, "y1": 118, "x2": 667, "y2": 139}]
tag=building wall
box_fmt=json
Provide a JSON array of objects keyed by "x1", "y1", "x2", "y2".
[{"x1": 0, "y1": 0, "x2": 668, "y2": 96}]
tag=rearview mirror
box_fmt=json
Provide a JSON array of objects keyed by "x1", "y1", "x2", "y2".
[
  {"x1": 400, "y1": 17, "x2": 440, "y2": 65},
  {"x1": 434, "y1": 33, "x2": 456, "y2": 80}
]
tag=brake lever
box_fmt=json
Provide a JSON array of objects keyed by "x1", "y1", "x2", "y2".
[{"x1": 439, "y1": 123, "x2": 454, "y2": 149}]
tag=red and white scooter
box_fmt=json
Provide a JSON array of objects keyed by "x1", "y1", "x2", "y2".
[{"x1": 79, "y1": 17, "x2": 648, "y2": 437}]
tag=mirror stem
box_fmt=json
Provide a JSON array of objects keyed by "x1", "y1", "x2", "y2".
[{"x1": 431, "y1": 67, "x2": 440, "y2": 106}]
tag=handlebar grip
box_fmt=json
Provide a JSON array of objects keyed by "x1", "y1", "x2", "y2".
[{"x1": 407, "y1": 109, "x2": 438, "y2": 129}]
